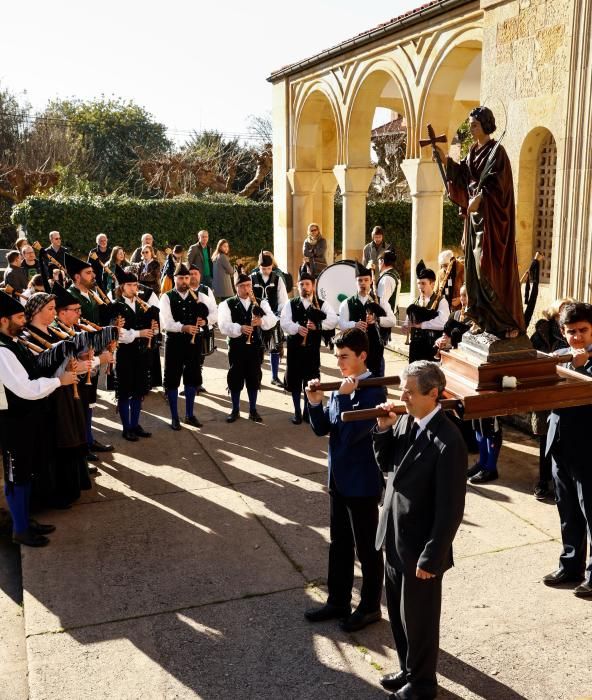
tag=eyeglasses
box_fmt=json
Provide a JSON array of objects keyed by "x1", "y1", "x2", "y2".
[{"x1": 142, "y1": 251, "x2": 150, "y2": 255}]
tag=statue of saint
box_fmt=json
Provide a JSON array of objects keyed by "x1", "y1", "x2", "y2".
[{"x1": 436, "y1": 106, "x2": 525, "y2": 339}]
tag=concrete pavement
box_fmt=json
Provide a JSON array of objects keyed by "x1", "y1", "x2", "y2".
[{"x1": 2, "y1": 340, "x2": 592, "y2": 699}]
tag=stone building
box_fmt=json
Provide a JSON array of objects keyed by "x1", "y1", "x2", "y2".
[{"x1": 269, "y1": 0, "x2": 590, "y2": 309}]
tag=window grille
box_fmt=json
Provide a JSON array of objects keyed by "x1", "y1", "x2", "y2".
[{"x1": 534, "y1": 133, "x2": 557, "y2": 283}]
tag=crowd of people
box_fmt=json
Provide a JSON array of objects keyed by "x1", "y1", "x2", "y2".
[{"x1": 1, "y1": 209, "x2": 591, "y2": 699}]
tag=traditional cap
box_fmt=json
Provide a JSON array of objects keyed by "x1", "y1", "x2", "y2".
[
  {"x1": 0, "y1": 290, "x2": 25, "y2": 318},
  {"x1": 380, "y1": 250, "x2": 397, "y2": 266},
  {"x1": 114, "y1": 265, "x2": 138, "y2": 285},
  {"x1": 173, "y1": 262, "x2": 191, "y2": 276},
  {"x1": 298, "y1": 271, "x2": 314, "y2": 283},
  {"x1": 417, "y1": 267, "x2": 436, "y2": 282},
  {"x1": 258, "y1": 251, "x2": 273, "y2": 267},
  {"x1": 52, "y1": 282, "x2": 79, "y2": 309},
  {"x1": 25, "y1": 292, "x2": 55, "y2": 322},
  {"x1": 189, "y1": 264, "x2": 201, "y2": 273},
  {"x1": 438, "y1": 250, "x2": 454, "y2": 266},
  {"x1": 235, "y1": 273, "x2": 251, "y2": 285},
  {"x1": 355, "y1": 261, "x2": 372, "y2": 278},
  {"x1": 64, "y1": 253, "x2": 92, "y2": 278}
]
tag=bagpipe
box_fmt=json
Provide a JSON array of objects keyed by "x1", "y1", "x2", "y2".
[{"x1": 301, "y1": 294, "x2": 326, "y2": 346}]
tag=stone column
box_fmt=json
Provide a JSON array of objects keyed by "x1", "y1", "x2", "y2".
[
  {"x1": 401, "y1": 158, "x2": 445, "y2": 289},
  {"x1": 286, "y1": 169, "x2": 320, "y2": 280},
  {"x1": 272, "y1": 80, "x2": 291, "y2": 275},
  {"x1": 321, "y1": 171, "x2": 338, "y2": 264},
  {"x1": 333, "y1": 165, "x2": 375, "y2": 260}
]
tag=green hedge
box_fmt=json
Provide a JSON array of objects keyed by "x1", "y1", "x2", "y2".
[{"x1": 11, "y1": 195, "x2": 463, "y2": 286}]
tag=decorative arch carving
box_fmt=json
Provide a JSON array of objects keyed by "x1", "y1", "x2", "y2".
[{"x1": 292, "y1": 81, "x2": 343, "y2": 169}]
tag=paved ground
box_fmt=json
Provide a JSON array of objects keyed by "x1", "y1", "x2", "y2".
[{"x1": 1, "y1": 339, "x2": 592, "y2": 700}]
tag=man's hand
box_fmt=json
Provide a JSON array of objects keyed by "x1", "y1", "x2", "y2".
[
  {"x1": 182, "y1": 324, "x2": 198, "y2": 335},
  {"x1": 338, "y1": 376, "x2": 358, "y2": 395},
  {"x1": 306, "y1": 320, "x2": 316, "y2": 331},
  {"x1": 305, "y1": 378, "x2": 323, "y2": 405},
  {"x1": 416, "y1": 566, "x2": 436, "y2": 580},
  {"x1": 298, "y1": 325, "x2": 309, "y2": 337},
  {"x1": 60, "y1": 371, "x2": 79, "y2": 387},
  {"x1": 99, "y1": 350, "x2": 114, "y2": 365},
  {"x1": 139, "y1": 328, "x2": 154, "y2": 339},
  {"x1": 196, "y1": 318, "x2": 207, "y2": 328},
  {"x1": 375, "y1": 401, "x2": 401, "y2": 431},
  {"x1": 251, "y1": 316, "x2": 262, "y2": 327},
  {"x1": 241, "y1": 325, "x2": 253, "y2": 337},
  {"x1": 355, "y1": 320, "x2": 368, "y2": 332},
  {"x1": 571, "y1": 347, "x2": 589, "y2": 368}
]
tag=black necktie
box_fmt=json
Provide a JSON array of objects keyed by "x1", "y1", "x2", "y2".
[{"x1": 408, "y1": 421, "x2": 419, "y2": 448}]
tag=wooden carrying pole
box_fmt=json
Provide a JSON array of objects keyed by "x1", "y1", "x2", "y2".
[
  {"x1": 341, "y1": 398, "x2": 463, "y2": 422},
  {"x1": 314, "y1": 375, "x2": 400, "y2": 392}
]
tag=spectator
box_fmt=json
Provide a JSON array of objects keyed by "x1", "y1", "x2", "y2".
[
  {"x1": 3, "y1": 251, "x2": 28, "y2": 293},
  {"x1": 137, "y1": 245, "x2": 161, "y2": 296},
  {"x1": 301, "y1": 223, "x2": 327, "y2": 279},
  {"x1": 362, "y1": 226, "x2": 389, "y2": 268},
  {"x1": 160, "y1": 245, "x2": 185, "y2": 294},
  {"x1": 187, "y1": 230, "x2": 213, "y2": 288},
  {"x1": 14, "y1": 237, "x2": 29, "y2": 253},
  {"x1": 87, "y1": 233, "x2": 112, "y2": 292},
  {"x1": 19, "y1": 274, "x2": 46, "y2": 305},
  {"x1": 20, "y1": 244, "x2": 39, "y2": 283},
  {"x1": 130, "y1": 233, "x2": 164, "y2": 266},
  {"x1": 43, "y1": 231, "x2": 68, "y2": 275},
  {"x1": 212, "y1": 239, "x2": 234, "y2": 301}
]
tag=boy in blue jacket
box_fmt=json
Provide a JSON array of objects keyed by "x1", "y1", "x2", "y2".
[{"x1": 304, "y1": 328, "x2": 386, "y2": 632}]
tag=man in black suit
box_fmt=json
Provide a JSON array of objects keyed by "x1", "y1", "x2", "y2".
[
  {"x1": 373, "y1": 361, "x2": 467, "y2": 700},
  {"x1": 43, "y1": 230, "x2": 68, "y2": 276}
]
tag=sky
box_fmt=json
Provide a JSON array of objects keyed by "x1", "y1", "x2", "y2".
[{"x1": 2, "y1": 0, "x2": 421, "y2": 144}]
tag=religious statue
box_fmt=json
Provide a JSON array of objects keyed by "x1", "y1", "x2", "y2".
[{"x1": 433, "y1": 107, "x2": 525, "y2": 339}]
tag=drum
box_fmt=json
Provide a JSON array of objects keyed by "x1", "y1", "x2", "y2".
[
  {"x1": 264, "y1": 321, "x2": 285, "y2": 352},
  {"x1": 315, "y1": 260, "x2": 357, "y2": 312},
  {"x1": 200, "y1": 329, "x2": 216, "y2": 356}
]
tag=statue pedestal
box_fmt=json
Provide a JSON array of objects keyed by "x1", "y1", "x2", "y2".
[{"x1": 440, "y1": 335, "x2": 592, "y2": 419}]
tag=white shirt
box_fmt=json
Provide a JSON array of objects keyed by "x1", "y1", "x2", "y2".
[
  {"x1": 160, "y1": 289, "x2": 218, "y2": 333},
  {"x1": 0, "y1": 341, "x2": 61, "y2": 405},
  {"x1": 413, "y1": 404, "x2": 442, "y2": 435},
  {"x1": 254, "y1": 273, "x2": 289, "y2": 313},
  {"x1": 218, "y1": 297, "x2": 277, "y2": 338},
  {"x1": 377, "y1": 270, "x2": 399, "y2": 312},
  {"x1": 192, "y1": 287, "x2": 218, "y2": 326},
  {"x1": 118, "y1": 296, "x2": 145, "y2": 344},
  {"x1": 338, "y1": 295, "x2": 396, "y2": 330},
  {"x1": 280, "y1": 298, "x2": 338, "y2": 335}
]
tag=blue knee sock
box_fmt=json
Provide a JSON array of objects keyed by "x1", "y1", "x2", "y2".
[
  {"x1": 476, "y1": 431, "x2": 488, "y2": 468},
  {"x1": 184, "y1": 386, "x2": 197, "y2": 417},
  {"x1": 130, "y1": 397, "x2": 142, "y2": 429},
  {"x1": 486, "y1": 436, "x2": 499, "y2": 471},
  {"x1": 167, "y1": 390, "x2": 179, "y2": 421},
  {"x1": 247, "y1": 387, "x2": 258, "y2": 413},
  {"x1": 118, "y1": 399, "x2": 131, "y2": 431},
  {"x1": 85, "y1": 406, "x2": 94, "y2": 447},
  {"x1": 5, "y1": 482, "x2": 30, "y2": 535},
  {"x1": 292, "y1": 391, "x2": 301, "y2": 416},
  {"x1": 270, "y1": 352, "x2": 280, "y2": 380},
  {"x1": 231, "y1": 391, "x2": 240, "y2": 413}
]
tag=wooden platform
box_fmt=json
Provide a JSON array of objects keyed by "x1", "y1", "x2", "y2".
[{"x1": 440, "y1": 347, "x2": 592, "y2": 419}]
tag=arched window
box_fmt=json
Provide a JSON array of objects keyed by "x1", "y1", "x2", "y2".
[{"x1": 534, "y1": 133, "x2": 557, "y2": 283}]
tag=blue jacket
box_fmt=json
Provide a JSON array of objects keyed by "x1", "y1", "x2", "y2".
[{"x1": 309, "y1": 384, "x2": 385, "y2": 498}]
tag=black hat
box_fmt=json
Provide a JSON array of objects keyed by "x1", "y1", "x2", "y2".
[
  {"x1": 258, "y1": 251, "x2": 273, "y2": 267},
  {"x1": 173, "y1": 262, "x2": 191, "y2": 276},
  {"x1": 380, "y1": 250, "x2": 397, "y2": 266},
  {"x1": 114, "y1": 265, "x2": 138, "y2": 285},
  {"x1": 52, "y1": 282, "x2": 79, "y2": 310},
  {"x1": 0, "y1": 290, "x2": 25, "y2": 318},
  {"x1": 189, "y1": 264, "x2": 201, "y2": 273},
  {"x1": 298, "y1": 271, "x2": 314, "y2": 283},
  {"x1": 417, "y1": 267, "x2": 436, "y2": 282},
  {"x1": 355, "y1": 261, "x2": 372, "y2": 278},
  {"x1": 235, "y1": 273, "x2": 251, "y2": 285},
  {"x1": 64, "y1": 253, "x2": 92, "y2": 278}
]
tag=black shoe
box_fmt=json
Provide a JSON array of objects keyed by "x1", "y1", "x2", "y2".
[
  {"x1": 184, "y1": 415, "x2": 203, "y2": 428},
  {"x1": 467, "y1": 462, "x2": 482, "y2": 478},
  {"x1": 249, "y1": 411, "x2": 263, "y2": 423},
  {"x1": 195, "y1": 385, "x2": 206, "y2": 393},
  {"x1": 29, "y1": 519, "x2": 56, "y2": 535},
  {"x1": 574, "y1": 581, "x2": 592, "y2": 598},
  {"x1": 304, "y1": 603, "x2": 351, "y2": 622},
  {"x1": 302, "y1": 412, "x2": 310, "y2": 424},
  {"x1": 226, "y1": 411, "x2": 240, "y2": 424},
  {"x1": 339, "y1": 608, "x2": 381, "y2": 633},
  {"x1": 271, "y1": 378, "x2": 283, "y2": 387},
  {"x1": 87, "y1": 452, "x2": 99, "y2": 462},
  {"x1": 121, "y1": 430, "x2": 139, "y2": 442},
  {"x1": 291, "y1": 414, "x2": 302, "y2": 425},
  {"x1": 87, "y1": 465, "x2": 99, "y2": 475},
  {"x1": 542, "y1": 569, "x2": 584, "y2": 586},
  {"x1": 12, "y1": 530, "x2": 50, "y2": 547},
  {"x1": 390, "y1": 682, "x2": 437, "y2": 700},
  {"x1": 171, "y1": 418, "x2": 182, "y2": 431},
  {"x1": 380, "y1": 671, "x2": 407, "y2": 692},
  {"x1": 90, "y1": 440, "x2": 113, "y2": 452},
  {"x1": 469, "y1": 469, "x2": 498, "y2": 484},
  {"x1": 132, "y1": 425, "x2": 152, "y2": 438},
  {"x1": 534, "y1": 481, "x2": 552, "y2": 500}
]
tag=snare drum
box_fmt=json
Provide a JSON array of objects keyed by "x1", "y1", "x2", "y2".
[
  {"x1": 200, "y1": 329, "x2": 216, "y2": 356},
  {"x1": 264, "y1": 321, "x2": 285, "y2": 352},
  {"x1": 315, "y1": 260, "x2": 357, "y2": 312}
]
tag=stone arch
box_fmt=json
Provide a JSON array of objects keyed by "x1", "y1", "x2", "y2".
[
  {"x1": 344, "y1": 61, "x2": 413, "y2": 167},
  {"x1": 418, "y1": 27, "x2": 483, "y2": 153},
  {"x1": 292, "y1": 83, "x2": 342, "y2": 170},
  {"x1": 516, "y1": 127, "x2": 558, "y2": 283}
]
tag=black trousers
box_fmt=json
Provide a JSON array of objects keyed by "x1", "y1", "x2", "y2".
[
  {"x1": 327, "y1": 486, "x2": 383, "y2": 613},
  {"x1": 552, "y1": 454, "x2": 592, "y2": 581},
  {"x1": 385, "y1": 517, "x2": 442, "y2": 693},
  {"x1": 164, "y1": 334, "x2": 202, "y2": 390},
  {"x1": 227, "y1": 342, "x2": 264, "y2": 392}
]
